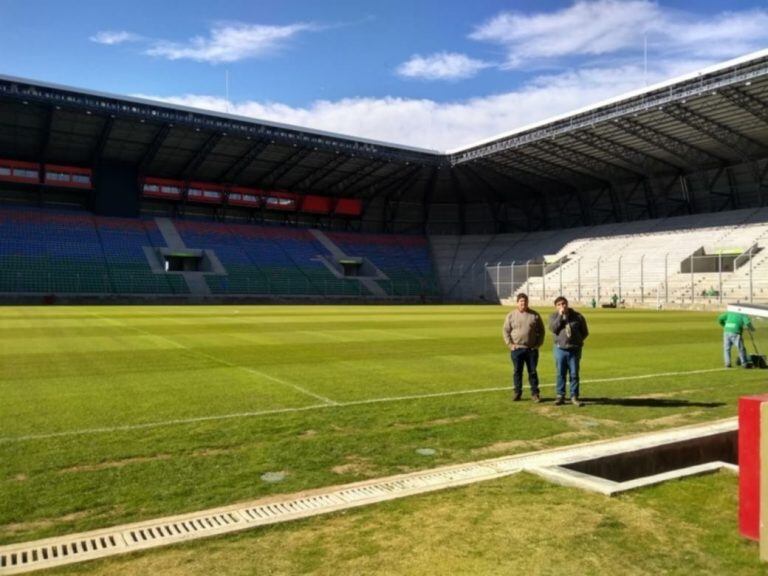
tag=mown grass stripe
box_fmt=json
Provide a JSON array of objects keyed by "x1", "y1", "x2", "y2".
[
  {"x1": 0, "y1": 367, "x2": 727, "y2": 444},
  {"x1": 89, "y1": 312, "x2": 338, "y2": 406}
]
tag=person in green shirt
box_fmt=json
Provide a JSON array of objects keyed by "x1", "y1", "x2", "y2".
[{"x1": 717, "y1": 310, "x2": 753, "y2": 368}]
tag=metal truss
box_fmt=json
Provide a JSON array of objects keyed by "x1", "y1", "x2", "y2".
[
  {"x1": 257, "y1": 147, "x2": 315, "y2": 188},
  {"x1": 662, "y1": 103, "x2": 763, "y2": 161},
  {"x1": 180, "y1": 132, "x2": 224, "y2": 180},
  {"x1": 287, "y1": 154, "x2": 351, "y2": 191},
  {"x1": 611, "y1": 117, "x2": 721, "y2": 167},
  {"x1": 476, "y1": 157, "x2": 569, "y2": 194},
  {"x1": 502, "y1": 149, "x2": 603, "y2": 189},
  {"x1": 0, "y1": 77, "x2": 441, "y2": 165},
  {"x1": 450, "y1": 56, "x2": 768, "y2": 165},
  {"x1": 137, "y1": 124, "x2": 172, "y2": 175},
  {"x1": 458, "y1": 165, "x2": 507, "y2": 232},
  {"x1": 219, "y1": 140, "x2": 272, "y2": 183},
  {"x1": 586, "y1": 186, "x2": 621, "y2": 223},
  {"x1": 379, "y1": 168, "x2": 425, "y2": 231},
  {"x1": 357, "y1": 164, "x2": 420, "y2": 200},
  {"x1": 419, "y1": 166, "x2": 440, "y2": 233},
  {"x1": 324, "y1": 159, "x2": 387, "y2": 193},
  {"x1": 449, "y1": 169, "x2": 466, "y2": 235},
  {"x1": 91, "y1": 116, "x2": 114, "y2": 165},
  {"x1": 568, "y1": 129, "x2": 680, "y2": 175},
  {"x1": 532, "y1": 139, "x2": 637, "y2": 182},
  {"x1": 719, "y1": 86, "x2": 768, "y2": 126},
  {"x1": 37, "y1": 107, "x2": 54, "y2": 162}
]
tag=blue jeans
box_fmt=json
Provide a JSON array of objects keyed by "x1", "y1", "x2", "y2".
[
  {"x1": 510, "y1": 348, "x2": 540, "y2": 395},
  {"x1": 554, "y1": 346, "x2": 582, "y2": 399},
  {"x1": 723, "y1": 332, "x2": 748, "y2": 367}
]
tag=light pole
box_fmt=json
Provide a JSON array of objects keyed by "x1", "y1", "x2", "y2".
[{"x1": 596, "y1": 257, "x2": 601, "y2": 304}]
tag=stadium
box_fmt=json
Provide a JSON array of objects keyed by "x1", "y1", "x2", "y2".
[{"x1": 2, "y1": 42, "x2": 768, "y2": 575}]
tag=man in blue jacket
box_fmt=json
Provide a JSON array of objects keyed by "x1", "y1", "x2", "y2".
[{"x1": 549, "y1": 296, "x2": 589, "y2": 406}]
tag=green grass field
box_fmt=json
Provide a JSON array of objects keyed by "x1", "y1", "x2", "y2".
[{"x1": 2, "y1": 304, "x2": 768, "y2": 574}]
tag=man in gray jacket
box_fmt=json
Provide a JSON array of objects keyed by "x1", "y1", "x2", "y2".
[
  {"x1": 549, "y1": 296, "x2": 589, "y2": 406},
  {"x1": 502, "y1": 293, "x2": 546, "y2": 402}
]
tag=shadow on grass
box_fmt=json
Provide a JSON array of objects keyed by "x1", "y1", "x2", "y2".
[{"x1": 579, "y1": 397, "x2": 726, "y2": 408}]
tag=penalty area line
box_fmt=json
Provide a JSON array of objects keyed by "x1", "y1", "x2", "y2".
[
  {"x1": 88, "y1": 312, "x2": 338, "y2": 406},
  {"x1": 0, "y1": 367, "x2": 727, "y2": 443}
]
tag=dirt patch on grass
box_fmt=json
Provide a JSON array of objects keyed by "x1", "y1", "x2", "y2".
[
  {"x1": 569, "y1": 414, "x2": 622, "y2": 429},
  {"x1": 471, "y1": 439, "x2": 534, "y2": 455},
  {"x1": 638, "y1": 411, "x2": 703, "y2": 428},
  {"x1": 545, "y1": 429, "x2": 596, "y2": 443},
  {"x1": 12, "y1": 473, "x2": 27, "y2": 482},
  {"x1": 392, "y1": 414, "x2": 479, "y2": 430},
  {"x1": 0, "y1": 510, "x2": 92, "y2": 536},
  {"x1": 59, "y1": 454, "x2": 173, "y2": 473},
  {"x1": 627, "y1": 389, "x2": 698, "y2": 400},
  {"x1": 332, "y1": 455, "x2": 380, "y2": 477},
  {"x1": 471, "y1": 430, "x2": 594, "y2": 456},
  {"x1": 58, "y1": 447, "x2": 238, "y2": 474},
  {"x1": 191, "y1": 447, "x2": 237, "y2": 458},
  {"x1": 299, "y1": 429, "x2": 318, "y2": 438},
  {"x1": 537, "y1": 407, "x2": 623, "y2": 430}
]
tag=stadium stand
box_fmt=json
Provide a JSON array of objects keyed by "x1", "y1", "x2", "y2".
[
  {"x1": 96, "y1": 216, "x2": 188, "y2": 294},
  {"x1": 436, "y1": 208, "x2": 768, "y2": 306},
  {"x1": 0, "y1": 205, "x2": 442, "y2": 299},
  {"x1": 4, "y1": 52, "x2": 768, "y2": 307},
  {"x1": 4, "y1": 202, "x2": 768, "y2": 306},
  {"x1": 174, "y1": 221, "x2": 370, "y2": 296},
  {"x1": 0, "y1": 206, "x2": 111, "y2": 294},
  {"x1": 0, "y1": 206, "x2": 187, "y2": 295},
  {"x1": 325, "y1": 231, "x2": 440, "y2": 297}
]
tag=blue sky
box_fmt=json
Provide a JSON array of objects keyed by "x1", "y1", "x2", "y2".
[{"x1": 2, "y1": 0, "x2": 768, "y2": 150}]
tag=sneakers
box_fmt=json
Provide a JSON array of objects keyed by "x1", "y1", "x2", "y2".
[
  {"x1": 513, "y1": 391, "x2": 522, "y2": 401},
  {"x1": 532, "y1": 393, "x2": 541, "y2": 403},
  {"x1": 570, "y1": 396, "x2": 583, "y2": 407},
  {"x1": 554, "y1": 396, "x2": 565, "y2": 405}
]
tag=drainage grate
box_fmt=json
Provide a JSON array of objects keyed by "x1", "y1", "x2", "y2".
[
  {"x1": 0, "y1": 418, "x2": 737, "y2": 575},
  {"x1": 0, "y1": 533, "x2": 125, "y2": 574},
  {"x1": 123, "y1": 512, "x2": 242, "y2": 551}
]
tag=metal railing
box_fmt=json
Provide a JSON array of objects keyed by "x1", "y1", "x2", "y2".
[{"x1": 441, "y1": 250, "x2": 768, "y2": 306}]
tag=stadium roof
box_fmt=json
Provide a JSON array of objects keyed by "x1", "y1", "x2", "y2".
[{"x1": 1, "y1": 49, "x2": 768, "y2": 232}]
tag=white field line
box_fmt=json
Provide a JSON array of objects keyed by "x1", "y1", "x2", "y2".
[
  {"x1": 582, "y1": 367, "x2": 726, "y2": 384},
  {"x1": 0, "y1": 367, "x2": 727, "y2": 444},
  {"x1": 89, "y1": 313, "x2": 338, "y2": 406}
]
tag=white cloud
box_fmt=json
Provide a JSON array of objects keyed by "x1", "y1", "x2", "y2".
[
  {"x1": 469, "y1": 1, "x2": 768, "y2": 69},
  {"x1": 90, "y1": 30, "x2": 142, "y2": 45},
  {"x1": 133, "y1": 59, "x2": 689, "y2": 151},
  {"x1": 127, "y1": 4, "x2": 768, "y2": 151},
  {"x1": 396, "y1": 52, "x2": 492, "y2": 81},
  {"x1": 656, "y1": 10, "x2": 768, "y2": 59},
  {"x1": 144, "y1": 22, "x2": 316, "y2": 63}
]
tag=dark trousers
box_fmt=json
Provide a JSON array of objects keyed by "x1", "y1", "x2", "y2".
[{"x1": 510, "y1": 347, "x2": 540, "y2": 394}]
